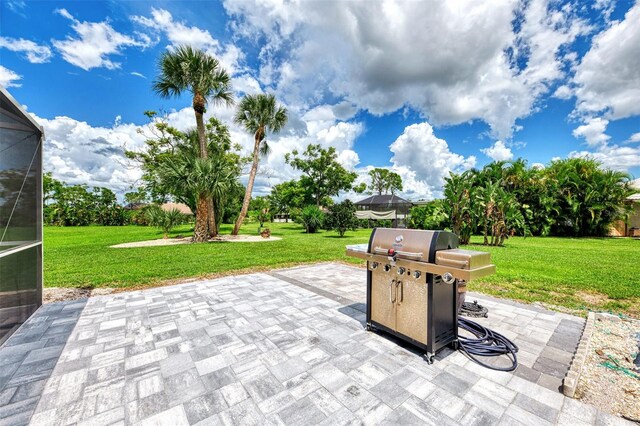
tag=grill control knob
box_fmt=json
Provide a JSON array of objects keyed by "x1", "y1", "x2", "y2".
[
  {"x1": 383, "y1": 264, "x2": 392, "y2": 272},
  {"x1": 413, "y1": 271, "x2": 421, "y2": 279},
  {"x1": 371, "y1": 262, "x2": 379, "y2": 269},
  {"x1": 397, "y1": 267, "x2": 406, "y2": 275}
]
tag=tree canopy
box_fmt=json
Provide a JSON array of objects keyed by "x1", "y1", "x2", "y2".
[
  {"x1": 410, "y1": 157, "x2": 634, "y2": 244},
  {"x1": 368, "y1": 168, "x2": 403, "y2": 195},
  {"x1": 285, "y1": 144, "x2": 358, "y2": 207}
]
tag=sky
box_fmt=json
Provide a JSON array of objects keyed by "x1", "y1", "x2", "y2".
[{"x1": 1, "y1": 0, "x2": 639, "y2": 201}]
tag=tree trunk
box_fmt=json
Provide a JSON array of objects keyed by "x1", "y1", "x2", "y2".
[
  {"x1": 208, "y1": 196, "x2": 217, "y2": 237},
  {"x1": 232, "y1": 131, "x2": 262, "y2": 235},
  {"x1": 193, "y1": 194, "x2": 209, "y2": 242},
  {"x1": 194, "y1": 97, "x2": 208, "y2": 159},
  {"x1": 192, "y1": 106, "x2": 210, "y2": 242}
]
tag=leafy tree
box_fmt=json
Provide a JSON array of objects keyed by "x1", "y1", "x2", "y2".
[
  {"x1": 127, "y1": 115, "x2": 244, "y2": 237},
  {"x1": 285, "y1": 144, "x2": 357, "y2": 207},
  {"x1": 269, "y1": 180, "x2": 314, "y2": 220},
  {"x1": 233, "y1": 94, "x2": 288, "y2": 235},
  {"x1": 153, "y1": 45, "x2": 233, "y2": 242},
  {"x1": 368, "y1": 168, "x2": 403, "y2": 195},
  {"x1": 441, "y1": 157, "x2": 633, "y2": 241},
  {"x1": 124, "y1": 187, "x2": 149, "y2": 207},
  {"x1": 546, "y1": 158, "x2": 633, "y2": 236},
  {"x1": 408, "y1": 200, "x2": 448, "y2": 230},
  {"x1": 324, "y1": 200, "x2": 358, "y2": 237},
  {"x1": 443, "y1": 171, "x2": 474, "y2": 244},
  {"x1": 249, "y1": 196, "x2": 271, "y2": 227},
  {"x1": 300, "y1": 205, "x2": 324, "y2": 233},
  {"x1": 146, "y1": 206, "x2": 187, "y2": 238}
]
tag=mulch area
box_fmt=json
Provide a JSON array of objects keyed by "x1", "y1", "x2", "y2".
[{"x1": 576, "y1": 314, "x2": 640, "y2": 423}]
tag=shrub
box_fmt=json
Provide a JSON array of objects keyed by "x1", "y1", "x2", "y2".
[
  {"x1": 146, "y1": 206, "x2": 187, "y2": 238},
  {"x1": 376, "y1": 219, "x2": 393, "y2": 228},
  {"x1": 300, "y1": 205, "x2": 324, "y2": 233},
  {"x1": 408, "y1": 201, "x2": 448, "y2": 230},
  {"x1": 324, "y1": 200, "x2": 358, "y2": 237}
]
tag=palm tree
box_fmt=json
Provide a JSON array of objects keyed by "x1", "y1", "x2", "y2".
[
  {"x1": 158, "y1": 154, "x2": 236, "y2": 238},
  {"x1": 232, "y1": 94, "x2": 288, "y2": 235},
  {"x1": 153, "y1": 45, "x2": 233, "y2": 242}
]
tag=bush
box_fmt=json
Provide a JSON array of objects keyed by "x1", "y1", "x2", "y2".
[
  {"x1": 300, "y1": 205, "x2": 324, "y2": 233},
  {"x1": 376, "y1": 219, "x2": 393, "y2": 228},
  {"x1": 324, "y1": 200, "x2": 358, "y2": 237},
  {"x1": 408, "y1": 201, "x2": 448, "y2": 230},
  {"x1": 146, "y1": 206, "x2": 187, "y2": 238}
]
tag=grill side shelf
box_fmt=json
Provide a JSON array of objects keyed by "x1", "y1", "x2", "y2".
[{"x1": 344, "y1": 250, "x2": 496, "y2": 282}]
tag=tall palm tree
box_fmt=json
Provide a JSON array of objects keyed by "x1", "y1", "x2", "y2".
[
  {"x1": 232, "y1": 94, "x2": 288, "y2": 235},
  {"x1": 153, "y1": 45, "x2": 233, "y2": 242}
]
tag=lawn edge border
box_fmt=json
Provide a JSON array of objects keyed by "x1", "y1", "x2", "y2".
[{"x1": 562, "y1": 311, "x2": 595, "y2": 397}]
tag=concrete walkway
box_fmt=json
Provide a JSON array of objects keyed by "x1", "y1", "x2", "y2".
[{"x1": 0, "y1": 263, "x2": 630, "y2": 425}]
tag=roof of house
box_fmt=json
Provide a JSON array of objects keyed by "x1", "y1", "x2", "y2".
[
  {"x1": 161, "y1": 202, "x2": 193, "y2": 215},
  {"x1": 354, "y1": 194, "x2": 413, "y2": 206},
  {"x1": 0, "y1": 86, "x2": 44, "y2": 136}
]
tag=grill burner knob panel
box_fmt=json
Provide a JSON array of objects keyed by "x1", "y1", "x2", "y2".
[{"x1": 397, "y1": 267, "x2": 406, "y2": 275}]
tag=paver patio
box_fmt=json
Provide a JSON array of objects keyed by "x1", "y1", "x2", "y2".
[{"x1": 0, "y1": 263, "x2": 631, "y2": 425}]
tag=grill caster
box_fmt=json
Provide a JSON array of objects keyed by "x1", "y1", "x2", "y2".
[
  {"x1": 424, "y1": 353, "x2": 435, "y2": 364},
  {"x1": 366, "y1": 324, "x2": 372, "y2": 331}
]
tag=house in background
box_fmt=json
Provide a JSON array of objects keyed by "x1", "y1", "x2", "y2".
[
  {"x1": 0, "y1": 87, "x2": 44, "y2": 344},
  {"x1": 610, "y1": 178, "x2": 640, "y2": 237},
  {"x1": 354, "y1": 194, "x2": 413, "y2": 228},
  {"x1": 160, "y1": 202, "x2": 193, "y2": 215}
]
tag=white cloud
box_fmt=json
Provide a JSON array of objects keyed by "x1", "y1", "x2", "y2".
[
  {"x1": 573, "y1": 3, "x2": 640, "y2": 120},
  {"x1": 0, "y1": 65, "x2": 22, "y2": 88},
  {"x1": 569, "y1": 121, "x2": 640, "y2": 172},
  {"x1": 52, "y1": 9, "x2": 151, "y2": 71},
  {"x1": 130, "y1": 72, "x2": 146, "y2": 79},
  {"x1": 389, "y1": 122, "x2": 476, "y2": 199},
  {"x1": 131, "y1": 8, "x2": 244, "y2": 75},
  {"x1": 569, "y1": 145, "x2": 640, "y2": 172},
  {"x1": 5, "y1": 0, "x2": 26, "y2": 15},
  {"x1": 627, "y1": 133, "x2": 640, "y2": 144},
  {"x1": 572, "y1": 117, "x2": 610, "y2": 147},
  {"x1": 481, "y1": 140, "x2": 514, "y2": 161},
  {"x1": 553, "y1": 85, "x2": 573, "y2": 99},
  {"x1": 31, "y1": 99, "x2": 366, "y2": 198},
  {"x1": 224, "y1": 0, "x2": 589, "y2": 139},
  {"x1": 32, "y1": 113, "x2": 147, "y2": 192},
  {"x1": 0, "y1": 36, "x2": 52, "y2": 63}
]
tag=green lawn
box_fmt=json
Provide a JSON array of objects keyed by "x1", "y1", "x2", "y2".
[{"x1": 44, "y1": 223, "x2": 640, "y2": 316}]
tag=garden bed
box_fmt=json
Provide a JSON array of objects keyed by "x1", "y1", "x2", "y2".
[{"x1": 575, "y1": 313, "x2": 640, "y2": 422}]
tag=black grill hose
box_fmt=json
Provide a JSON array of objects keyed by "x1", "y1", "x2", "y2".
[{"x1": 457, "y1": 317, "x2": 519, "y2": 372}]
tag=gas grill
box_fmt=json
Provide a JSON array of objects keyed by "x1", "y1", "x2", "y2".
[{"x1": 346, "y1": 228, "x2": 496, "y2": 363}]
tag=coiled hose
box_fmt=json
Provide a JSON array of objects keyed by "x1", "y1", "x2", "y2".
[{"x1": 458, "y1": 317, "x2": 519, "y2": 372}]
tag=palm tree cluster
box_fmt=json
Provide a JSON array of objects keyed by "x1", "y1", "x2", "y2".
[
  {"x1": 150, "y1": 45, "x2": 288, "y2": 242},
  {"x1": 411, "y1": 158, "x2": 634, "y2": 245}
]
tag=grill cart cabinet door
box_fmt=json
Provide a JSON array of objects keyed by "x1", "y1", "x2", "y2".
[
  {"x1": 370, "y1": 273, "x2": 395, "y2": 330},
  {"x1": 395, "y1": 279, "x2": 428, "y2": 345}
]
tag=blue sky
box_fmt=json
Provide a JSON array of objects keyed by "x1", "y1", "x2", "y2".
[{"x1": 1, "y1": 0, "x2": 639, "y2": 199}]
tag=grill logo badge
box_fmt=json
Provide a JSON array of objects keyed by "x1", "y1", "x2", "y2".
[{"x1": 393, "y1": 234, "x2": 404, "y2": 249}]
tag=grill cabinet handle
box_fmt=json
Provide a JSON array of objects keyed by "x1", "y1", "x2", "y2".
[
  {"x1": 396, "y1": 280, "x2": 403, "y2": 305},
  {"x1": 390, "y1": 279, "x2": 396, "y2": 303}
]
